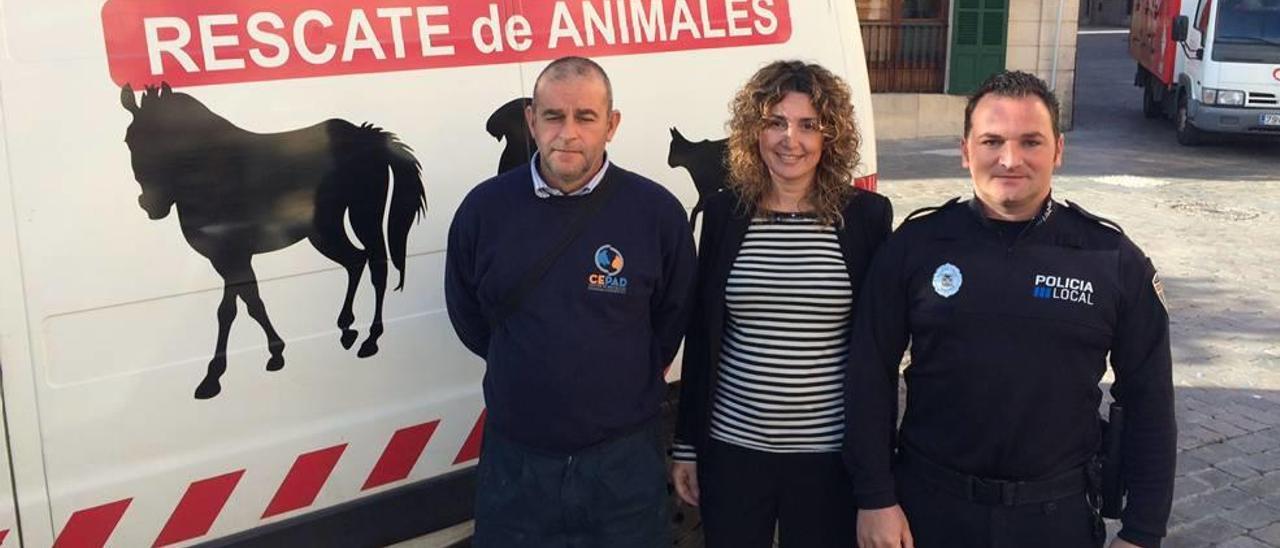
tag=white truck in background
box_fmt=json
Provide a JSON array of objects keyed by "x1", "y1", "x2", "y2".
[{"x1": 1131, "y1": 0, "x2": 1280, "y2": 144}]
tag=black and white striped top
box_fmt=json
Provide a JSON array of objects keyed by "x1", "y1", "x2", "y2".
[{"x1": 673, "y1": 214, "x2": 853, "y2": 461}]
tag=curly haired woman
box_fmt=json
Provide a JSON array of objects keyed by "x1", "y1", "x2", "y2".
[{"x1": 671, "y1": 60, "x2": 893, "y2": 548}]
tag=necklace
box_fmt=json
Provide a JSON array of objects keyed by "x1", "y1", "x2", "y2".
[{"x1": 762, "y1": 209, "x2": 816, "y2": 222}]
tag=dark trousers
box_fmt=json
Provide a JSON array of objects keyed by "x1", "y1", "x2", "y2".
[
  {"x1": 472, "y1": 422, "x2": 670, "y2": 548},
  {"x1": 897, "y1": 462, "x2": 1105, "y2": 548},
  {"x1": 699, "y1": 439, "x2": 857, "y2": 548}
]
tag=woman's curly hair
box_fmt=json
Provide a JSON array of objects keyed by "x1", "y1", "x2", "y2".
[{"x1": 726, "y1": 60, "x2": 862, "y2": 226}]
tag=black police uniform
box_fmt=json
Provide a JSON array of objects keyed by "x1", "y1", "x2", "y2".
[{"x1": 843, "y1": 197, "x2": 1175, "y2": 547}]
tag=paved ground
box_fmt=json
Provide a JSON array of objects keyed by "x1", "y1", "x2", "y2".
[{"x1": 870, "y1": 29, "x2": 1280, "y2": 548}]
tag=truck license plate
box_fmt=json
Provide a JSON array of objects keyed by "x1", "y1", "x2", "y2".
[{"x1": 1262, "y1": 114, "x2": 1280, "y2": 126}]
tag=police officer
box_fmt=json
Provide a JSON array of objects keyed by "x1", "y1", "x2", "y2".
[{"x1": 844, "y1": 71, "x2": 1175, "y2": 548}]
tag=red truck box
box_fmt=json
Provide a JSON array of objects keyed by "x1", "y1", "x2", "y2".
[{"x1": 1130, "y1": 0, "x2": 1183, "y2": 85}]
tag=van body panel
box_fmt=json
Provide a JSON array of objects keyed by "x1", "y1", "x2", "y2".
[{"x1": 0, "y1": 1, "x2": 875, "y2": 545}]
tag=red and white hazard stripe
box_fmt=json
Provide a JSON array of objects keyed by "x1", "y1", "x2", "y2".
[{"x1": 48, "y1": 410, "x2": 486, "y2": 548}]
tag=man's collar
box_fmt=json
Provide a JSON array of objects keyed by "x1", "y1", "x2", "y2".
[
  {"x1": 967, "y1": 194, "x2": 1056, "y2": 228},
  {"x1": 530, "y1": 152, "x2": 611, "y2": 198}
]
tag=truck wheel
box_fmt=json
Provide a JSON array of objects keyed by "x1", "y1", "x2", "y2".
[
  {"x1": 1142, "y1": 81, "x2": 1162, "y2": 119},
  {"x1": 1176, "y1": 92, "x2": 1202, "y2": 146}
]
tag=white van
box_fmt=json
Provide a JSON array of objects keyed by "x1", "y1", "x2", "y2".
[{"x1": 0, "y1": 1, "x2": 877, "y2": 545}]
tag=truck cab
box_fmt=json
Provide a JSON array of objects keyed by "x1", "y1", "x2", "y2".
[{"x1": 1132, "y1": 0, "x2": 1280, "y2": 145}]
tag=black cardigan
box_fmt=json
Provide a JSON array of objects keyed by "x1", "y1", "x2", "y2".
[{"x1": 674, "y1": 188, "x2": 894, "y2": 454}]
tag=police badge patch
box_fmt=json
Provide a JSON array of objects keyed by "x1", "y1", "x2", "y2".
[
  {"x1": 933, "y1": 263, "x2": 963, "y2": 298},
  {"x1": 1153, "y1": 271, "x2": 1167, "y2": 311}
]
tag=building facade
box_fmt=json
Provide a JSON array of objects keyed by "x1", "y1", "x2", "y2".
[{"x1": 858, "y1": 0, "x2": 1081, "y2": 140}]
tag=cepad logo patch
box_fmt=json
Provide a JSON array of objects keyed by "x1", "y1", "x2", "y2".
[{"x1": 588, "y1": 244, "x2": 628, "y2": 294}]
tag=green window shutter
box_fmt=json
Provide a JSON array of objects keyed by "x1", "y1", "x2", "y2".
[{"x1": 947, "y1": 0, "x2": 1007, "y2": 95}]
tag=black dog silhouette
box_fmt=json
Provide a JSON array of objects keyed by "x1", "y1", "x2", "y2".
[
  {"x1": 487, "y1": 97, "x2": 537, "y2": 175},
  {"x1": 120, "y1": 84, "x2": 427, "y2": 399},
  {"x1": 667, "y1": 127, "x2": 727, "y2": 228}
]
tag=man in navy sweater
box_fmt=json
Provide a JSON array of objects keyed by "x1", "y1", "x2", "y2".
[{"x1": 445, "y1": 56, "x2": 696, "y2": 547}]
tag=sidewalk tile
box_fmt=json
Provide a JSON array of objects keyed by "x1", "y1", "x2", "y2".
[
  {"x1": 1171, "y1": 516, "x2": 1245, "y2": 546},
  {"x1": 1228, "y1": 432, "x2": 1280, "y2": 455},
  {"x1": 1222, "y1": 501, "x2": 1280, "y2": 530},
  {"x1": 1174, "y1": 488, "x2": 1256, "y2": 521},
  {"x1": 1216, "y1": 459, "x2": 1264, "y2": 480},
  {"x1": 1251, "y1": 523, "x2": 1280, "y2": 546},
  {"x1": 1172, "y1": 475, "x2": 1213, "y2": 501},
  {"x1": 1216, "y1": 536, "x2": 1274, "y2": 548},
  {"x1": 1237, "y1": 472, "x2": 1280, "y2": 498},
  {"x1": 1241, "y1": 451, "x2": 1280, "y2": 474}
]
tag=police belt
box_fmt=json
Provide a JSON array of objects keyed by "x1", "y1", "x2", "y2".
[{"x1": 900, "y1": 446, "x2": 1088, "y2": 506}]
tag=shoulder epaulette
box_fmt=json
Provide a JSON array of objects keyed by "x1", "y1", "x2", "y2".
[
  {"x1": 1064, "y1": 200, "x2": 1124, "y2": 234},
  {"x1": 904, "y1": 197, "x2": 962, "y2": 223}
]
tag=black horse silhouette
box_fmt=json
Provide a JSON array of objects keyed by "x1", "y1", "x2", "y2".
[
  {"x1": 667, "y1": 127, "x2": 728, "y2": 228},
  {"x1": 120, "y1": 84, "x2": 427, "y2": 399},
  {"x1": 487, "y1": 97, "x2": 537, "y2": 175}
]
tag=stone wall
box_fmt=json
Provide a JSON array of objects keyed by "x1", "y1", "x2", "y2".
[{"x1": 1006, "y1": 0, "x2": 1080, "y2": 130}]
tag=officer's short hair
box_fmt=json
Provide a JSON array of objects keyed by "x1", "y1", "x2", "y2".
[
  {"x1": 964, "y1": 71, "x2": 1061, "y2": 138},
  {"x1": 532, "y1": 56, "x2": 614, "y2": 111}
]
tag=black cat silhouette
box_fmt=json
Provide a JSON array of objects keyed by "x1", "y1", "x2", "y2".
[
  {"x1": 120, "y1": 84, "x2": 427, "y2": 399},
  {"x1": 488, "y1": 97, "x2": 537, "y2": 175},
  {"x1": 667, "y1": 127, "x2": 727, "y2": 228}
]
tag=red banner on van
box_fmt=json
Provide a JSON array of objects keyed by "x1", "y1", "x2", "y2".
[{"x1": 101, "y1": 0, "x2": 792, "y2": 87}]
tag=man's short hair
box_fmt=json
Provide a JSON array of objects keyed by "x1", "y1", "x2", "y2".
[
  {"x1": 964, "y1": 70, "x2": 1061, "y2": 138},
  {"x1": 531, "y1": 56, "x2": 614, "y2": 110}
]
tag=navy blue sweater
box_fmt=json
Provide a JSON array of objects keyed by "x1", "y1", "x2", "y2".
[{"x1": 445, "y1": 163, "x2": 696, "y2": 453}]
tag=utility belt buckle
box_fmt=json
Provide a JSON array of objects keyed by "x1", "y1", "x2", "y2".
[{"x1": 968, "y1": 475, "x2": 1021, "y2": 506}]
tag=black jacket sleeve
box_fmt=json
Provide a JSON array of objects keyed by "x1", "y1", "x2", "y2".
[
  {"x1": 862, "y1": 193, "x2": 894, "y2": 265},
  {"x1": 443, "y1": 196, "x2": 491, "y2": 359},
  {"x1": 843, "y1": 228, "x2": 911, "y2": 509},
  {"x1": 651, "y1": 196, "x2": 698, "y2": 369},
  {"x1": 674, "y1": 194, "x2": 727, "y2": 453},
  {"x1": 1111, "y1": 245, "x2": 1176, "y2": 548}
]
